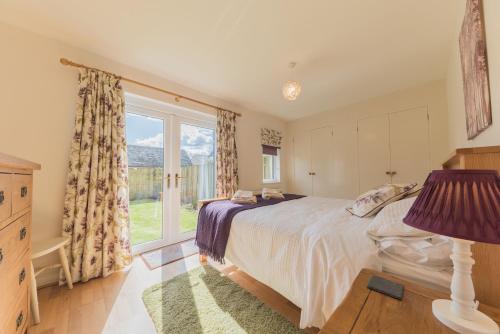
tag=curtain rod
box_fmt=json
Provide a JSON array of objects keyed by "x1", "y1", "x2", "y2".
[{"x1": 59, "y1": 58, "x2": 242, "y2": 117}]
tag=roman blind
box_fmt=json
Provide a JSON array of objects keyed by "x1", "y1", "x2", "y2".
[{"x1": 261, "y1": 128, "x2": 282, "y2": 156}]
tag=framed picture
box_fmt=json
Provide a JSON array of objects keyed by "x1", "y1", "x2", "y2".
[{"x1": 459, "y1": 0, "x2": 492, "y2": 139}]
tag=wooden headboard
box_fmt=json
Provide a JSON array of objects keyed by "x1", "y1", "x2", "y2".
[{"x1": 442, "y1": 145, "x2": 500, "y2": 308}]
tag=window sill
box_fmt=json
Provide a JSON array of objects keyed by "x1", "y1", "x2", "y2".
[{"x1": 262, "y1": 180, "x2": 281, "y2": 185}]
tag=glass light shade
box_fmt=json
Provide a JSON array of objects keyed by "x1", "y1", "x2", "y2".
[{"x1": 282, "y1": 80, "x2": 301, "y2": 101}]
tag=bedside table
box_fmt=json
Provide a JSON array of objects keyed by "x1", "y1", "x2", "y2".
[{"x1": 320, "y1": 269, "x2": 500, "y2": 334}]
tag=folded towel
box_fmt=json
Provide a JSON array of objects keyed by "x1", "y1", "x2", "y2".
[
  {"x1": 231, "y1": 196, "x2": 257, "y2": 204},
  {"x1": 233, "y1": 190, "x2": 254, "y2": 198},
  {"x1": 262, "y1": 188, "x2": 285, "y2": 200}
]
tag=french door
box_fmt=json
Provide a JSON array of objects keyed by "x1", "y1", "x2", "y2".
[{"x1": 125, "y1": 94, "x2": 216, "y2": 254}]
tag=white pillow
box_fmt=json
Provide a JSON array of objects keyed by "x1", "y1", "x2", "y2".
[
  {"x1": 378, "y1": 236, "x2": 452, "y2": 269},
  {"x1": 366, "y1": 196, "x2": 432, "y2": 238}
]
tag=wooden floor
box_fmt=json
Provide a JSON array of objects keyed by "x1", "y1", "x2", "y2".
[{"x1": 30, "y1": 254, "x2": 319, "y2": 334}]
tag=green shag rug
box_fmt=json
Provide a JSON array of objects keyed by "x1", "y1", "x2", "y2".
[{"x1": 142, "y1": 265, "x2": 305, "y2": 334}]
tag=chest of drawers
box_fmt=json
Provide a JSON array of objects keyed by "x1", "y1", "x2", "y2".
[{"x1": 0, "y1": 153, "x2": 40, "y2": 334}]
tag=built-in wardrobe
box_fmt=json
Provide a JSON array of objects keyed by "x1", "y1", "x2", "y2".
[{"x1": 290, "y1": 107, "x2": 430, "y2": 198}]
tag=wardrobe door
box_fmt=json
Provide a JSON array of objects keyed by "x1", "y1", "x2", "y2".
[
  {"x1": 331, "y1": 122, "x2": 358, "y2": 199},
  {"x1": 292, "y1": 132, "x2": 313, "y2": 195},
  {"x1": 311, "y1": 127, "x2": 334, "y2": 197},
  {"x1": 389, "y1": 107, "x2": 430, "y2": 187},
  {"x1": 358, "y1": 115, "x2": 391, "y2": 194}
]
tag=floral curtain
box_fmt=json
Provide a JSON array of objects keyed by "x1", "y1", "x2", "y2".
[
  {"x1": 261, "y1": 128, "x2": 282, "y2": 148},
  {"x1": 216, "y1": 109, "x2": 239, "y2": 198},
  {"x1": 61, "y1": 68, "x2": 132, "y2": 284}
]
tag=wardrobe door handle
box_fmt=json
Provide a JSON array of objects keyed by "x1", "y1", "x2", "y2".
[
  {"x1": 21, "y1": 186, "x2": 28, "y2": 198},
  {"x1": 19, "y1": 227, "x2": 27, "y2": 241},
  {"x1": 19, "y1": 268, "x2": 26, "y2": 285},
  {"x1": 385, "y1": 171, "x2": 391, "y2": 175},
  {"x1": 0, "y1": 190, "x2": 4, "y2": 204},
  {"x1": 0, "y1": 248, "x2": 3, "y2": 264},
  {"x1": 16, "y1": 311, "x2": 23, "y2": 330}
]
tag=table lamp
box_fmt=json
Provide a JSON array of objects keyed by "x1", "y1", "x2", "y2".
[{"x1": 403, "y1": 169, "x2": 500, "y2": 334}]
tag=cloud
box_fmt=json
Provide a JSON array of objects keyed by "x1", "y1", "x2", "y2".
[
  {"x1": 134, "y1": 126, "x2": 215, "y2": 158},
  {"x1": 135, "y1": 133, "x2": 163, "y2": 147},
  {"x1": 181, "y1": 126, "x2": 214, "y2": 146},
  {"x1": 181, "y1": 125, "x2": 214, "y2": 157}
]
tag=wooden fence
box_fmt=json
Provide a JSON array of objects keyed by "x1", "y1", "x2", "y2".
[{"x1": 128, "y1": 164, "x2": 215, "y2": 208}]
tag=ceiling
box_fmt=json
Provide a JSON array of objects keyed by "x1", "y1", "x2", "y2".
[{"x1": 0, "y1": 0, "x2": 459, "y2": 121}]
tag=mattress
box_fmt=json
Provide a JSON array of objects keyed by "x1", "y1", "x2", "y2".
[{"x1": 224, "y1": 196, "x2": 381, "y2": 329}]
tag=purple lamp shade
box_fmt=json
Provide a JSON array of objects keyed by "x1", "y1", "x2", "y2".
[{"x1": 403, "y1": 170, "x2": 500, "y2": 244}]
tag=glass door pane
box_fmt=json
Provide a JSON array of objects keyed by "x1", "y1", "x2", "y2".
[
  {"x1": 126, "y1": 112, "x2": 165, "y2": 246},
  {"x1": 178, "y1": 123, "x2": 216, "y2": 233}
]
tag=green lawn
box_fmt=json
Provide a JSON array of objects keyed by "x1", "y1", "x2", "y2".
[{"x1": 129, "y1": 199, "x2": 198, "y2": 245}]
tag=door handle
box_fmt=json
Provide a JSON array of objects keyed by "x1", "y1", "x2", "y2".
[
  {"x1": 385, "y1": 171, "x2": 397, "y2": 176},
  {"x1": 16, "y1": 311, "x2": 23, "y2": 330},
  {"x1": 19, "y1": 227, "x2": 27, "y2": 241},
  {"x1": 175, "y1": 173, "x2": 184, "y2": 188},
  {"x1": 166, "y1": 174, "x2": 171, "y2": 188},
  {"x1": 19, "y1": 268, "x2": 26, "y2": 285}
]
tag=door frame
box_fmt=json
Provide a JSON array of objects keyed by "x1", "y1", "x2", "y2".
[{"x1": 125, "y1": 93, "x2": 216, "y2": 255}]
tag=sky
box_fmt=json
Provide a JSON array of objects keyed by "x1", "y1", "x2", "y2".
[{"x1": 126, "y1": 113, "x2": 215, "y2": 157}]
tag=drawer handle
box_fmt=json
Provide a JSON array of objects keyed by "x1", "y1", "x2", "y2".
[
  {"x1": 19, "y1": 227, "x2": 27, "y2": 241},
  {"x1": 16, "y1": 311, "x2": 23, "y2": 329},
  {"x1": 0, "y1": 190, "x2": 4, "y2": 204},
  {"x1": 19, "y1": 268, "x2": 26, "y2": 284},
  {"x1": 21, "y1": 186, "x2": 28, "y2": 198},
  {"x1": 0, "y1": 248, "x2": 3, "y2": 264}
]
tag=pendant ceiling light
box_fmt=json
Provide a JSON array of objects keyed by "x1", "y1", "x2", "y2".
[{"x1": 282, "y1": 62, "x2": 301, "y2": 101}]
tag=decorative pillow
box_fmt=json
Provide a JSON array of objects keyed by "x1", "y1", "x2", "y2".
[
  {"x1": 346, "y1": 183, "x2": 417, "y2": 217},
  {"x1": 366, "y1": 196, "x2": 432, "y2": 238},
  {"x1": 403, "y1": 186, "x2": 422, "y2": 198},
  {"x1": 262, "y1": 188, "x2": 285, "y2": 200}
]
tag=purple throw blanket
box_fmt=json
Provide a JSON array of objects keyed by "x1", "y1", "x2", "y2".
[{"x1": 195, "y1": 194, "x2": 305, "y2": 263}]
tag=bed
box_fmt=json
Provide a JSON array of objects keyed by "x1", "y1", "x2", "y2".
[
  {"x1": 224, "y1": 196, "x2": 380, "y2": 328},
  {"x1": 196, "y1": 194, "x2": 452, "y2": 329}
]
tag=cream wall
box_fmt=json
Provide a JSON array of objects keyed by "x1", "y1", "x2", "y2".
[
  {"x1": 286, "y1": 80, "x2": 450, "y2": 191},
  {"x1": 0, "y1": 22, "x2": 287, "y2": 284},
  {"x1": 446, "y1": 0, "x2": 500, "y2": 149}
]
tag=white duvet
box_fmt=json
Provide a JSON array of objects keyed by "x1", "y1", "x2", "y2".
[{"x1": 225, "y1": 196, "x2": 381, "y2": 329}]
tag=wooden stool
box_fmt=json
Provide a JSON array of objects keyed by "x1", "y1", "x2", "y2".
[{"x1": 30, "y1": 237, "x2": 73, "y2": 324}]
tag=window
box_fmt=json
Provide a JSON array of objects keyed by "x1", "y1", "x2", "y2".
[{"x1": 262, "y1": 149, "x2": 280, "y2": 183}]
